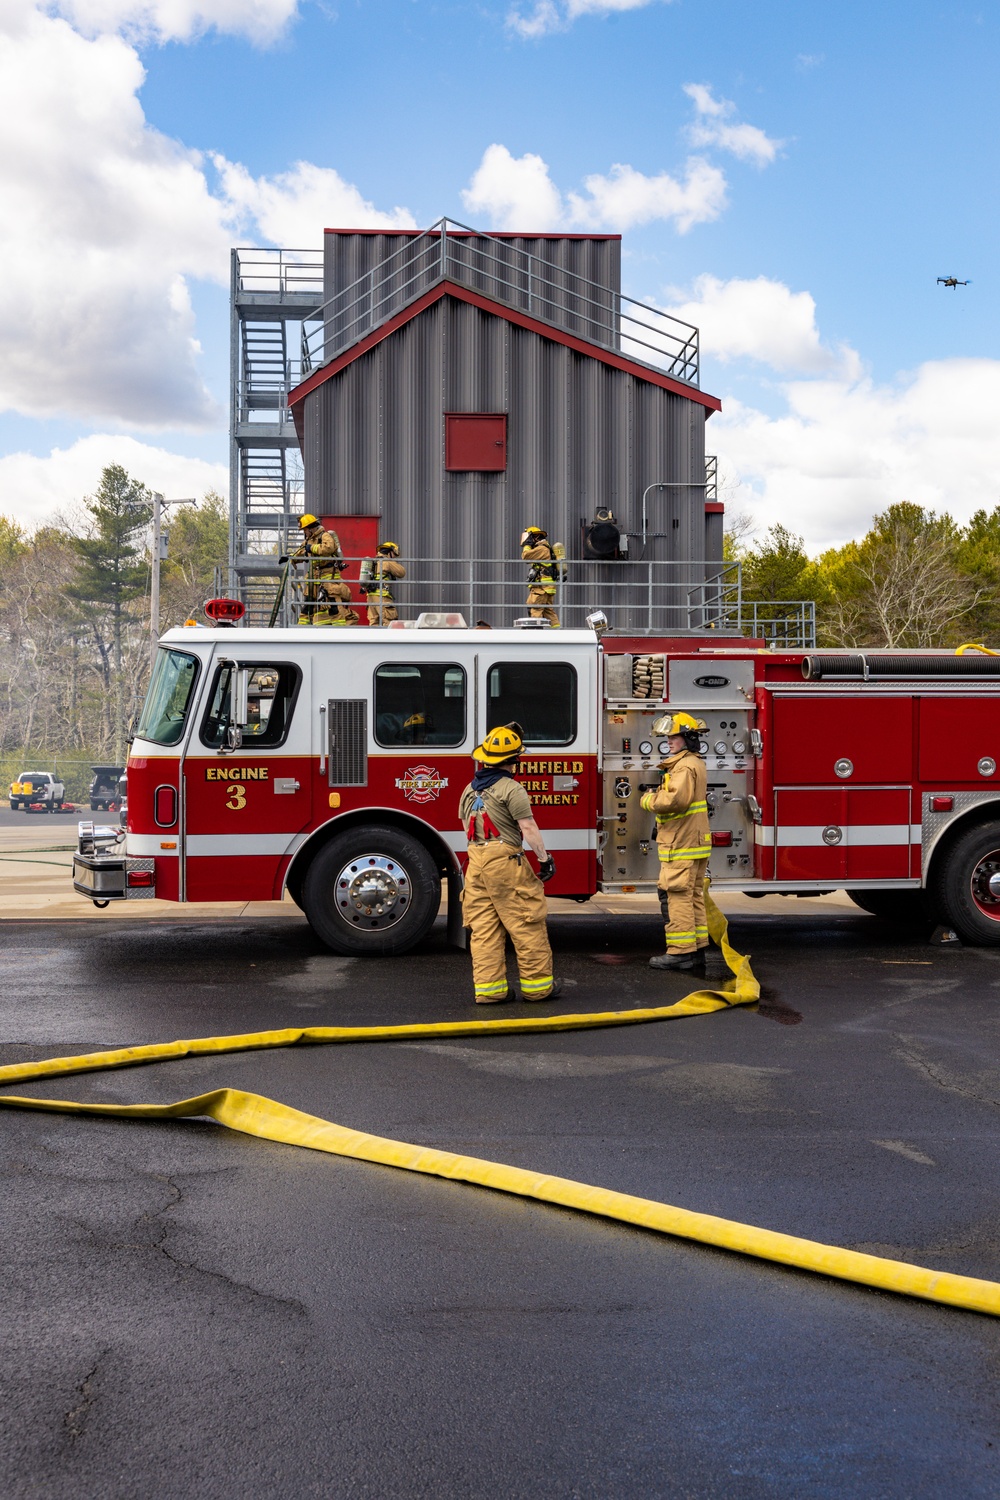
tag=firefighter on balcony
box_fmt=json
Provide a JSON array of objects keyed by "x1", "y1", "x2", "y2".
[
  {"x1": 640, "y1": 712, "x2": 712, "y2": 971},
  {"x1": 286, "y1": 515, "x2": 358, "y2": 627},
  {"x1": 459, "y1": 723, "x2": 562, "y2": 1005},
  {"x1": 361, "y1": 542, "x2": 406, "y2": 625},
  {"x1": 521, "y1": 526, "x2": 562, "y2": 627}
]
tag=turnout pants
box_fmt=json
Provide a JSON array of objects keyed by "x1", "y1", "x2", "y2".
[
  {"x1": 366, "y1": 599, "x2": 398, "y2": 625},
  {"x1": 657, "y1": 858, "x2": 709, "y2": 955},
  {"x1": 526, "y1": 586, "x2": 559, "y2": 628},
  {"x1": 299, "y1": 577, "x2": 359, "y2": 626},
  {"x1": 462, "y1": 841, "x2": 554, "y2": 1000}
]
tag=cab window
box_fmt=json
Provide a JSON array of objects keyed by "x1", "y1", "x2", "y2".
[
  {"x1": 487, "y1": 662, "x2": 577, "y2": 746},
  {"x1": 374, "y1": 663, "x2": 466, "y2": 747},
  {"x1": 200, "y1": 663, "x2": 301, "y2": 749},
  {"x1": 137, "y1": 649, "x2": 200, "y2": 747}
]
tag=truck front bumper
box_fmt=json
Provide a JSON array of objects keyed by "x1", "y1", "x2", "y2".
[{"x1": 73, "y1": 823, "x2": 156, "y2": 903}]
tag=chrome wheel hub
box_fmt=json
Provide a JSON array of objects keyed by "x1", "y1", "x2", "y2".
[
  {"x1": 970, "y1": 851, "x2": 1000, "y2": 919},
  {"x1": 335, "y1": 854, "x2": 410, "y2": 929}
]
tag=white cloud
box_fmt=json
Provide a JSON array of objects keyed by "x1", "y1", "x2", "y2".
[
  {"x1": 0, "y1": 3, "x2": 417, "y2": 431},
  {"x1": 507, "y1": 0, "x2": 666, "y2": 40},
  {"x1": 713, "y1": 359, "x2": 1000, "y2": 551},
  {"x1": 44, "y1": 0, "x2": 299, "y2": 45},
  {"x1": 462, "y1": 143, "x2": 726, "y2": 233},
  {"x1": 683, "y1": 83, "x2": 782, "y2": 167},
  {"x1": 215, "y1": 158, "x2": 417, "y2": 246},
  {"x1": 663, "y1": 275, "x2": 852, "y2": 375},
  {"x1": 0, "y1": 435, "x2": 227, "y2": 532}
]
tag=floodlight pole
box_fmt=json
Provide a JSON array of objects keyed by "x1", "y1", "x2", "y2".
[{"x1": 151, "y1": 493, "x2": 197, "y2": 669}]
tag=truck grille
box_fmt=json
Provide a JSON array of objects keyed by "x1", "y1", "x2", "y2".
[{"x1": 328, "y1": 699, "x2": 368, "y2": 786}]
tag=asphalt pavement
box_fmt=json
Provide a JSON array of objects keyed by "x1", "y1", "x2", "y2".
[{"x1": 2, "y1": 901, "x2": 1000, "y2": 1498}]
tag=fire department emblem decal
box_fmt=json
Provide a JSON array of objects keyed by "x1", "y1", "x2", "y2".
[{"x1": 395, "y1": 765, "x2": 449, "y2": 804}]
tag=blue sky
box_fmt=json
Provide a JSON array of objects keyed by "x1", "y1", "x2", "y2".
[{"x1": 1, "y1": 0, "x2": 998, "y2": 548}]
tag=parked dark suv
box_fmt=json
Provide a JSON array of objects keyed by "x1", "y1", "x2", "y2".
[{"x1": 89, "y1": 765, "x2": 124, "y2": 812}]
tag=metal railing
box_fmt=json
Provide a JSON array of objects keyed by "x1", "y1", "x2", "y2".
[
  {"x1": 299, "y1": 218, "x2": 700, "y2": 385},
  {"x1": 234, "y1": 248, "x2": 324, "y2": 298},
  {"x1": 249, "y1": 556, "x2": 815, "y2": 646}
]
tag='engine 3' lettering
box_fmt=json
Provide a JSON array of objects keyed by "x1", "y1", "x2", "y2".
[{"x1": 205, "y1": 766, "x2": 270, "y2": 781}]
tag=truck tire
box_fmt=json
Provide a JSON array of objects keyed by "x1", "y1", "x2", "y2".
[
  {"x1": 302, "y1": 825, "x2": 441, "y2": 956},
  {"x1": 846, "y1": 890, "x2": 931, "y2": 925},
  {"x1": 930, "y1": 819, "x2": 1000, "y2": 945}
]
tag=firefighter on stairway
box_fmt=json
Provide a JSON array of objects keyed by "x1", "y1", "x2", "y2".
[
  {"x1": 458, "y1": 723, "x2": 562, "y2": 1005},
  {"x1": 287, "y1": 515, "x2": 359, "y2": 626},
  {"x1": 520, "y1": 526, "x2": 561, "y2": 627},
  {"x1": 361, "y1": 542, "x2": 406, "y2": 625},
  {"x1": 640, "y1": 712, "x2": 712, "y2": 972}
]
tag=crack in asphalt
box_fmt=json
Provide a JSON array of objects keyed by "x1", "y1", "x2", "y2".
[
  {"x1": 142, "y1": 1173, "x2": 308, "y2": 1319},
  {"x1": 64, "y1": 1350, "x2": 107, "y2": 1442},
  {"x1": 894, "y1": 1042, "x2": 1000, "y2": 1111}
]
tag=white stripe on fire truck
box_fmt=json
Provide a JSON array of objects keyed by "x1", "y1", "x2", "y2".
[
  {"x1": 754, "y1": 824, "x2": 922, "y2": 848},
  {"x1": 129, "y1": 830, "x2": 597, "y2": 859}
]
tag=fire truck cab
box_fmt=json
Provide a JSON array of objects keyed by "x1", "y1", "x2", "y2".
[{"x1": 72, "y1": 624, "x2": 1000, "y2": 952}]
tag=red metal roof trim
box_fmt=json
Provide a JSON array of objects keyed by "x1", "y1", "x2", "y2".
[
  {"x1": 289, "y1": 281, "x2": 721, "y2": 422},
  {"x1": 705, "y1": 502, "x2": 725, "y2": 513}
]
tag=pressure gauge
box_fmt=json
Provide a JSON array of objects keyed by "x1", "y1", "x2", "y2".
[
  {"x1": 698, "y1": 740, "x2": 710, "y2": 756},
  {"x1": 638, "y1": 740, "x2": 652, "y2": 757},
  {"x1": 714, "y1": 740, "x2": 727, "y2": 755},
  {"x1": 732, "y1": 739, "x2": 746, "y2": 755},
  {"x1": 657, "y1": 740, "x2": 670, "y2": 755}
]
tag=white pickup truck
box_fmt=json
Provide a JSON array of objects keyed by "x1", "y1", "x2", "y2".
[{"x1": 9, "y1": 772, "x2": 68, "y2": 813}]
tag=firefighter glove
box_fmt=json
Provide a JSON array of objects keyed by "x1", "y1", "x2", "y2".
[
  {"x1": 538, "y1": 856, "x2": 556, "y2": 883},
  {"x1": 278, "y1": 555, "x2": 290, "y2": 565}
]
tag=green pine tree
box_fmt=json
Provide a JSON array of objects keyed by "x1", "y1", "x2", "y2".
[{"x1": 69, "y1": 465, "x2": 152, "y2": 758}]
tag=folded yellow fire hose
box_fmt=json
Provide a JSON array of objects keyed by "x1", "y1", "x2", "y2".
[{"x1": 2, "y1": 894, "x2": 998, "y2": 1318}]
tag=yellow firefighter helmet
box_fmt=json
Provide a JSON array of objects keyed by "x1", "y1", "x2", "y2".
[
  {"x1": 299, "y1": 514, "x2": 320, "y2": 530},
  {"x1": 473, "y1": 723, "x2": 524, "y2": 765},
  {"x1": 378, "y1": 541, "x2": 400, "y2": 555},
  {"x1": 521, "y1": 525, "x2": 547, "y2": 545},
  {"x1": 651, "y1": 711, "x2": 707, "y2": 738}
]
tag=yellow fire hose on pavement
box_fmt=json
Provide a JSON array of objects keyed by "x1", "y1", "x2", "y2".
[{"x1": 2, "y1": 895, "x2": 999, "y2": 1318}]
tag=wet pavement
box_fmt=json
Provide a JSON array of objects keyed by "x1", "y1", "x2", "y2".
[{"x1": 2, "y1": 902, "x2": 1000, "y2": 1497}]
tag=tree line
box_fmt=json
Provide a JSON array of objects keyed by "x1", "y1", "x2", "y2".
[
  {"x1": 0, "y1": 464, "x2": 227, "y2": 788},
  {"x1": 2, "y1": 465, "x2": 996, "y2": 789},
  {"x1": 731, "y1": 501, "x2": 1000, "y2": 649}
]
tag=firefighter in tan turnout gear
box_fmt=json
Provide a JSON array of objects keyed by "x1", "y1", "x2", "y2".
[
  {"x1": 520, "y1": 526, "x2": 561, "y2": 627},
  {"x1": 640, "y1": 712, "x2": 712, "y2": 971},
  {"x1": 286, "y1": 514, "x2": 358, "y2": 626},
  {"x1": 459, "y1": 723, "x2": 562, "y2": 1005},
  {"x1": 362, "y1": 542, "x2": 405, "y2": 625}
]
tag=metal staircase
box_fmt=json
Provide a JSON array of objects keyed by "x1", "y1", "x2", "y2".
[{"x1": 230, "y1": 248, "x2": 323, "y2": 623}]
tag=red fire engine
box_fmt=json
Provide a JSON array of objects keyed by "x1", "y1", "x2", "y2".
[{"x1": 73, "y1": 623, "x2": 1000, "y2": 950}]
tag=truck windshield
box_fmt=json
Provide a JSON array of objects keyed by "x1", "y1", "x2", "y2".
[{"x1": 136, "y1": 649, "x2": 199, "y2": 746}]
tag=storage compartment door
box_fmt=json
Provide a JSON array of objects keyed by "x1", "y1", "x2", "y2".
[{"x1": 775, "y1": 789, "x2": 847, "y2": 881}]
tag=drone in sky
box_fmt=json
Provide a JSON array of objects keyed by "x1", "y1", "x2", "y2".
[{"x1": 937, "y1": 277, "x2": 971, "y2": 289}]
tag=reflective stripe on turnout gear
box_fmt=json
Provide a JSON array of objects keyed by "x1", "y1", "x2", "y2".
[
  {"x1": 658, "y1": 843, "x2": 711, "y2": 861},
  {"x1": 654, "y1": 800, "x2": 708, "y2": 822}
]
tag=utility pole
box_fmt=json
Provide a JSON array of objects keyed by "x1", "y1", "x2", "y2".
[{"x1": 151, "y1": 493, "x2": 197, "y2": 668}]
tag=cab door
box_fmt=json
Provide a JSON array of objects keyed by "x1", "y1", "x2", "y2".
[
  {"x1": 183, "y1": 654, "x2": 312, "y2": 902},
  {"x1": 475, "y1": 646, "x2": 597, "y2": 895}
]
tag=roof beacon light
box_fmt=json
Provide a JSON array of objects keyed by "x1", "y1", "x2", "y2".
[
  {"x1": 204, "y1": 597, "x2": 246, "y2": 625},
  {"x1": 414, "y1": 612, "x2": 468, "y2": 629}
]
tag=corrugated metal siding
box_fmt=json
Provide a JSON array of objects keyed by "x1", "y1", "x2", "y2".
[
  {"x1": 324, "y1": 231, "x2": 621, "y2": 346},
  {"x1": 303, "y1": 293, "x2": 708, "y2": 627}
]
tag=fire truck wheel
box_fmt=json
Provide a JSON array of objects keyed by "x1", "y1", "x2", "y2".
[
  {"x1": 931, "y1": 820, "x2": 1000, "y2": 945},
  {"x1": 302, "y1": 826, "x2": 441, "y2": 956},
  {"x1": 846, "y1": 890, "x2": 931, "y2": 924}
]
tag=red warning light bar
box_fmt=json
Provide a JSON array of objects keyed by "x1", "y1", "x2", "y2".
[{"x1": 204, "y1": 597, "x2": 245, "y2": 623}]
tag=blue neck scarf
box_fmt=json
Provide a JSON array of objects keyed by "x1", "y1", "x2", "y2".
[{"x1": 471, "y1": 763, "x2": 516, "y2": 793}]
